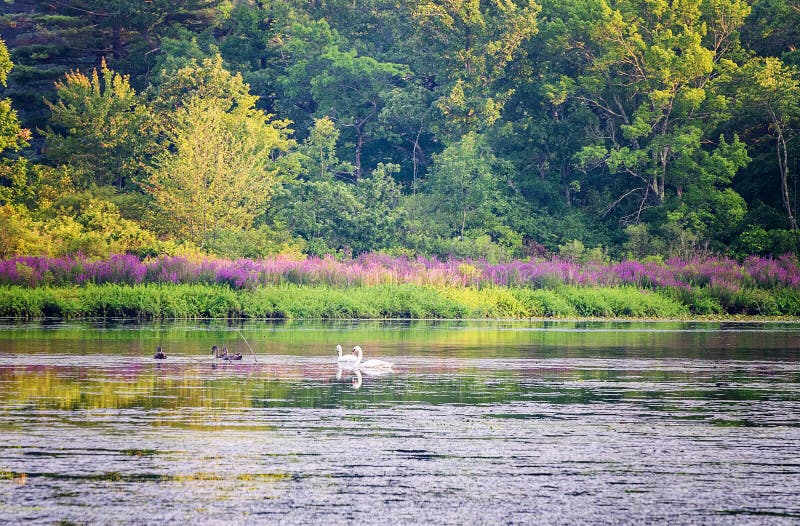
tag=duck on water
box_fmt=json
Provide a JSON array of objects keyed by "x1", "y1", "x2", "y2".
[{"x1": 211, "y1": 345, "x2": 243, "y2": 361}]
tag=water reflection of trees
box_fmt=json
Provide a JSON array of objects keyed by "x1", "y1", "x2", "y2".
[
  {"x1": 2, "y1": 320, "x2": 798, "y2": 362},
  {"x1": 1, "y1": 361, "x2": 792, "y2": 416}
]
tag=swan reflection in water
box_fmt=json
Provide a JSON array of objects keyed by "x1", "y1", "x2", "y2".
[{"x1": 337, "y1": 363, "x2": 393, "y2": 390}]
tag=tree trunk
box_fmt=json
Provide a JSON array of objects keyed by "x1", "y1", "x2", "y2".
[
  {"x1": 354, "y1": 131, "x2": 363, "y2": 181},
  {"x1": 776, "y1": 126, "x2": 798, "y2": 230},
  {"x1": 112, "y1": 23, "x2": 123, "y2": 59}
]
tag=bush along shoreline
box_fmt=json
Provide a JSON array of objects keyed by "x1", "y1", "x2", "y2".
[{"x1": 0, "y1": 253, "x2": 798, "y2": 319}]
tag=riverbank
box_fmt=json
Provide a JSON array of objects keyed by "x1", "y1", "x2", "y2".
[{"x1": 1, "y1": 282, "x2": 798, "y2": 319}]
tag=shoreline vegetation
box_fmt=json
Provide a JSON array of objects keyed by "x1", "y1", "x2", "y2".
[{"x1": 1, "y1": 254, "x2": 799, "y2": 319}]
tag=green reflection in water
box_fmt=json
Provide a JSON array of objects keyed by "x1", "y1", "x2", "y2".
[
  {"x1": 1, "y1": 319, "x2": 799, "y2": 360},
  {"x1": 2, "y1": 364, "x2": 799, "y2": 417},
  {"x1": 1, "y1": 320, "x2": 799, "y2": 418}
]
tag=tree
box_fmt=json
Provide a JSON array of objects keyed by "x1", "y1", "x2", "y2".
[
  {"x1": 411, "y1": 0, "x2": 541, "y2": 138},
  {"x1": 0, "y1": 39, "x2": 29, "y2": 154},
  {"x1": 0, "y1": 0, "x2": 218, "y2": 133},
  {"x1": 744, "y1": 0, "x2": 800, "y2": 66},
  {"x1": 378, "y1": 83, "x2": 438, "y2": 191},
  {"x1": 43, "y1": 60, "x2": 149, "y2": 189},
  {"x1": 217, "y1": 0, "x2": 297, "y2": 112},
  {"x1": 730, "y1": 57, "x2": 800, "y2": 230},
  {"x1": 664, "y1": 135, "x2": 750, "y2": 245},
  {"x1": 422, "y1": 131, "x2": 516, "y2": 241},
  {"x1": 279, "y1": 171, "x2": 406, "y2": 256},
  {"x1": 275, "y1": 18, "x2": 408, "y2": 180},
  {"x1": 300, "y1": 116, "x2": 354, "y2": 181},
  {"x1": 570, "y1": 0, "x2": 751, "y2": 225},
  {"x1": 144, "y1": 57, "x2": 296, "y2": 246},
  {"x1": 309, "y1": 48, "x2": 408, "y2": 180}
]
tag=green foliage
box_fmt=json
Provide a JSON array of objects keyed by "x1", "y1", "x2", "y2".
[
  {"x1": 424, "y1": 234, "x2": 522, "y2": 263},
  {"x1": 724, "y1": 57, "x2": 800, "y2": 230},
  {"x1": 412, "y1": 0, "x2": 540, "y2": 137},
  {"x1": 43, "y1": 61, "x2": 149, "y2": 189},
  {"x1": 0, "y1": 39, "x2": 28, "y2": 154},
  {"x1": 0, "y1": 204, "x2": 49, "y2": 258},
  {"x1": 202, "y1": 226, "x2": 305, "y2": 260},
  {"x1": 145, "y1": 56, "x2": 297, "y2": 247},
  {"x1": 280, "y1": 162, "x2": 405, "y2": 255},
  {"x1": 421, "y1": 131, "x2": 516, "y2": 240},
  {"x1": 0, "y1": 0, "x2": 798, "y2": 259}
]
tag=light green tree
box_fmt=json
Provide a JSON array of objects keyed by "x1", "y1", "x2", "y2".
[
  {"x1": 300, "y1": 116, "x2": 354, "y2": 181},
  {"x1": 145, "y1": 57, "x2": 296, "y2": 246},
  {"x1": 0, "y1": 39, "x2": 29, "y2": 154},
  {"x1": 43, "y1": 60, "x2": 149, "y2": 189}
]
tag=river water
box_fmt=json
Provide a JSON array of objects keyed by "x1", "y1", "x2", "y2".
[{"x1": 1, "y1": 320, "x2": 799, "y2": 524}]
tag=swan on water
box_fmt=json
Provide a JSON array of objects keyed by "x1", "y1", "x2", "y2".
[
  {"x1": 337, "y1": 344, "x2": 358, "y2": 364},
  {"x1": 351, "y1": 345, "x2": 393, "y2": 370}
]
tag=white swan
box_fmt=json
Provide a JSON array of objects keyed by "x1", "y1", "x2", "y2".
[
  {"x1": 352, "y1": 345, "x2": 393, "y2": 370},
  {"x1": 336, "y1": 344, "x2": 358, "y2": 364}
]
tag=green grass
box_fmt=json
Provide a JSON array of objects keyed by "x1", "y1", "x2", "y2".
[{"x1": 0, "y1": 283, "x2": 711, "y2": 319}]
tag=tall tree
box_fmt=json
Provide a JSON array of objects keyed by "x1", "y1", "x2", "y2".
[
  {"x1": 144, "y1": 56, "x2": 296, "y2": 246},
  {"x1": 309, "y1": 47, "x2": 408, "y2": 180},
  {"x1": 274, "y1": 18, "x2": 407, "y2": 179},
  {"x1": 215, "y1": 0, "x2": 298, "y2": 113},
  {"x1": 0, "y1": 39, "x2": 29, "y2": 154},
  {"x1": 729, "y1": 57, "x2": 800, "y2": 230},
  {"x1": 43, "y1": 60, "x2": 149, "y2": 189},
  {"x1": 411, "y1": 0, "x2": 541, "y2": 139},
  {"x1": 571, "y1": 0, "x2": 751, "y2": 224},
  {"x1": 0, "y1": 0, "x2": 217, "y2": 132}
]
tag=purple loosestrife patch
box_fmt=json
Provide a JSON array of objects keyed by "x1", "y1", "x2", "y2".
[{"x1": 0, "y1": 253, "x2": 798, "y2": 292}]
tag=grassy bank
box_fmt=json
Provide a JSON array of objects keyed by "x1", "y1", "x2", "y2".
[
  {"x1": 2, "y1": 253, "x2": 798, "y2": 319},
  {"x1": 2, "y1": 282, "x2": 798, "y2": 320},
  {"x1": 0, "y1": 282, "x2": 746, "y2": 319}
]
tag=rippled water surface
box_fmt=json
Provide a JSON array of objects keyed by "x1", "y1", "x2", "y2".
[{"x1": 1, "y1": 320, "x2": 799, "y2": 524}]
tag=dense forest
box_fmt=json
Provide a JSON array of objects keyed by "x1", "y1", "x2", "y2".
[{"x1": 0, "y1": 0, "x2": 798, "y2": 262}]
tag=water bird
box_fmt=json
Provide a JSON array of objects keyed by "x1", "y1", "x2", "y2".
[
  {"x1": 153, "y1": 346, "x2": 167, "y2": 360},
  {"x1": 211, "y1": 345, "x2": 225, "y2": 358},
  {"x1": 337, "y1": 344, "x2": 357, "y2": 364},
  {"x1": 352, "y1": 345, "x2": 393, "y2": 370},
  {"x1": 222, "y1": 347, "x2": 243, "y2": 360}
]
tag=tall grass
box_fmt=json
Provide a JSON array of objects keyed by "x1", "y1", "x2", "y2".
[
  {"x1": 0, "y1": 284, "x2": 694, "y2": 319},
  {"x1": 0, "y1": 253, "x2": 797, "y2": 318}
]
